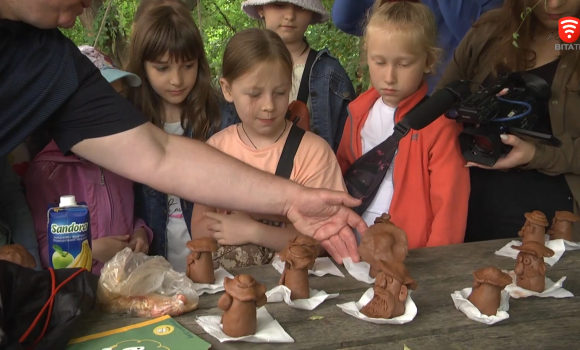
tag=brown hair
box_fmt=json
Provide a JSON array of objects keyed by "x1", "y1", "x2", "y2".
[
  {"x1": 221, "y1": 28, "x2": 293, "y2": 84},
  {"x1": 365, "y1": 0, "x2": 441, "y2": 72},
  {"x1": 126, "y1": 0, "x2": 220, "y2": 140},
  {"x1": 474, "y1": 0, "x2": 580, "y2": 76}
]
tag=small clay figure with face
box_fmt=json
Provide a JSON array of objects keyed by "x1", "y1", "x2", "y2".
[
  {"x1": 360, "y1": 260, "x2": 417, "y2": 319},
  {"x1": 287, "y1": 235, "x2": 319, "y2": 270},
  {"x1": 218, "y1": 274, "x2": 267, "y2": 337},
  {"x1": 0, "y1": 244, "x2": 36, "y2": 269},
  {"x1": 358, "y1": 213, "x2": 408, "y2": 278},
  {"x1": 518, "y1": 211, "x2": 549, "y2": 245},
  {"x1": 467, "y1": 266, "x2": 512, "y2": 316},
  {"x1": 547, "y1": 211, "x2": 580, "y2": 242},
  {"x1": 186, "y1": 237, "x2": 218, "y2": 284},
  {"x1": 279, "y1": 242, "x2": 319, "y2": 300},
  {"x1": 512, "y1": 241, "x2": 554, "y2": 293}
]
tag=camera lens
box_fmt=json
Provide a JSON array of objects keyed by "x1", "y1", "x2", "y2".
[{"x1": 473, "y1": 135, "x2": 493, "y2": 155}]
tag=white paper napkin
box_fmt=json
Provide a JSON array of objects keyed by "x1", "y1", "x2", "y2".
[
  {"x1": 190, "y1": 268, "x2": 233, "y2": 296},
  {"x1": 337, "y1": 288, "x2": 417, "y2": 324},
  {"x1": 494, "y1": 237, "x2": 565, "y2": 266},
  {"x1": 265, "y1": 285, "x2": 338, "y2": 310},
  {"x1": 503, "y1": 270, "x2": 574, "y2": 299},
  {"x1": 271, "y1": 256, "x2": 345, "y2": 278},
  {"x1": 451, "y1": 287, "x2": 510, "y2": 325},
  {"x1": 342, "y1": 257, "x2": 375, "y2": 284},
  {"x1": 196, "y1": 306, "x2": 294, "y2": 343}
]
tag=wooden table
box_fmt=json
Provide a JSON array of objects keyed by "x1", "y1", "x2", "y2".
[{"x1": 75, "y1": 239, "x2": 580, "y2": 349}]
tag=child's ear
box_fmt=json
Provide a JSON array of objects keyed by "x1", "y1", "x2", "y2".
[
  {"x1": 219, "y1": 78, "x2": 234, "y2": 103},
  {"x1": 257, "y1": 6, "x2": 264, "y2": 18}
]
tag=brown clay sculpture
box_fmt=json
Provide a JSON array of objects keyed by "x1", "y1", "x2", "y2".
[
  {"x1": 287, "y1": 235, "x2": 320, "y2": 270},
  {"x1": 547, "y1": 211, "x2": 580, "y2": 241},
  {"x1": 467, "y1": 267, "x2": 512, "y2": 316},
  {"x1": 186, "y1": 237, "x2": 218, "y2": 284},
  {"x1": 512, "y1": 241, "x2": 554, "y2": 293},
  {"x1": 360, "y1": 260, "x2": 417, "y2": 319},
  {"x1": 218, "y1": 274, "x2": 267, "y2": 337},
  {"x1": 279, "y1": 241, "x2": 319, "y2": 300},
  {"x1": 0, "y1": 244, "x2": 36, "y2": 269},
  {"x1": 518, "y1": 210, "x2": 549, "y2": 245},
  {"x1": 358, "y1": 213, "x2": 408, "y2": 278}
]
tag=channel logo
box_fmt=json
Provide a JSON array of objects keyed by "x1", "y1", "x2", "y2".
[{"x1": 559, "y1": 17, "x2": 580, "y2": 43}]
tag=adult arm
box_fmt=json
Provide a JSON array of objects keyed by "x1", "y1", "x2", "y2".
[
  {"x1": 519, "y1": 135, "x2": 580, "y2": 175},
  {"x1": 437, "y1": 0, "x2": 503, "y2": 42},
  {"x1": 331, "y1": 0, "x2": 374, "y2": 37}
]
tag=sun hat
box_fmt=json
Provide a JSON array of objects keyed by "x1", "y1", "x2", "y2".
[
  {"x1": 241, "y1": 0, "x2": 329, "y2": 24},
  {"x1": 78, "y1": 45, "x2": 142, "y2": 87}
]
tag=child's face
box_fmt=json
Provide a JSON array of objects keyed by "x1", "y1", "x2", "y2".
[
  {"x1": 144, "y1": 52, "x2": 198, "y2": 107},
  {"x1": 366, "y1": 25, "x2": 429, "y2": 108},
  {"x1": 220, "y1": 61, "x2": 291, "y2": 137},
  {"x1": 260, "y1": 3, "x2": 312, "y2": 44}
]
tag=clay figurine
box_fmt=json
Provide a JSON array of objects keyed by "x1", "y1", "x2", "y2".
[
  {"x1": 0, "y1": 244, "x2": 36, "y2": 269},
  {"x1": 547, "y1": 211, "x2": 580, "y2": 242},
  {"x1": 518, "y1": 210, "x2": 549, "y2": 245},
  {"x1": 279, "y1": 241, "x2": 319, "y2": 300},
  {"x1": 218, "y1": 274, "x2": 267, "y2": 337},
  {"x1": 186, "y1": 237, "x2": 218, "y2": 284},
  {"x1": 512, "y1": 241, "x2": 555, "y2": 293},
  {"x1": 358, "y1": 213, "x2": 408, "y2": 278},
  {"x1": 360, "y1": 260, "x2": 417, "y2": 319},
  {"x1": 287, "y1": 235, "x2": 320, "y2": 270},
  {"x1": 467, "y1": 266, "x2": 512, "y2": 316}
]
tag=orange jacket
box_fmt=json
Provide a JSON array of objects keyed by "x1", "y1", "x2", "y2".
[{"x1": 337, "y1": 84, "x2": 470, "y2": 249}]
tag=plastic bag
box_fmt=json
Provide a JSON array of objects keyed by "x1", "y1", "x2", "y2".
[{"x1": 97, "y1": 248, "x2": 199, "y2": 318}]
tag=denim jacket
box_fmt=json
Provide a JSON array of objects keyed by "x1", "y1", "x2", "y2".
[{"x1": 220, "y1": 48, "x2": 356, "y2": 152}]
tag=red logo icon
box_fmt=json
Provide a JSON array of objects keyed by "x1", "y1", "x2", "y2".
[{"x1": 559, "y1": 17, "x2": 580, "y2": 43}]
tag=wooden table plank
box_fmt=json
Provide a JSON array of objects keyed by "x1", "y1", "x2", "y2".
[{"x1": 74, "y1": 238, "x2": 580, "y2": 349}]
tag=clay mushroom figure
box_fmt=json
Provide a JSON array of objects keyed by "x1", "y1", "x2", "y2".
[
  {"x1": 279, "y1": 240, "x2": 320, "y2": 300},
  {"x1": 358, "y1": 213, "x2": 408, "y2": 278},
  {"x1": 511, "y1": 241, "x2": 555, "y2": 293},
  {"x1": 518, "y1": 210, "x2": 549, "y2": 245},
  {"x1": 360, "y1": 260, "x2": 417, "y2": 319},
  {"x1": 467, "y1": 266, "x2": 512, "y2": 316},
  {"x1": 218, "y1": 274, "x2": 267, "y2": 337},
  {"x1": 0, "y1": 244, "x2": 36, "y2": 269},
  {"x1": 547, "y1": 211, "x2": 580, "y2": 242},
  {"x1": 186, "y1": 237, "x2": 218, "y2": 284},
  {"x1": 287, "y1": 235, "x2": 320, "y2": 270}
]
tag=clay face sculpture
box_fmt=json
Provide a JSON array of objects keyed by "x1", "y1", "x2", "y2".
[
  {"x1": 511, "y1": 241, "x2": 554, "y2": 293},
  {"x1": 0, "y1": 244, "x2": 36, "y2": 269},
  {"x1": 360, "y1": 260, "x2": 417, "y2": 319},
  {"x1": 547, "y1": 211, "x2": 580, "y2": 241},
  {"x1": 186, "y1": 237, "x2": 218, "y2": 284},
  {"x1": 358, "y1": 213, "x2": 408, "y2": 278},
  {"x1": 218, "y1": 274, "x2": 267, "y2": 337},
  {"x1": 279, "y1": 241, "x2": 319, "y2": 300},
  {"x1": 467, "y1": 266, "x2": 512, "y2": 316},
  {"x1": 287, "y1": 235, "x2": 320, "y2": 270},
  {"x1": 518, "y1": 210, "x2": 549, "y2": 245}
]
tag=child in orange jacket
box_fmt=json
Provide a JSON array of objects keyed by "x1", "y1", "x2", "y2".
[{"x1": 336, "y1": 0, "x2": 470, "y2": 249}]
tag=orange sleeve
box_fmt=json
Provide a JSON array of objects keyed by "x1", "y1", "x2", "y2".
[
  {"x1": 336, "y1": 116, "x2": 354, "y2": 175},
  {"x1": 426, "y1": 119, "x2": 470, "y2": 247}
]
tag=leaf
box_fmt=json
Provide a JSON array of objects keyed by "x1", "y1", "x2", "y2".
[
  {"x1": 512, "y1": 32, "x2": 519, "y2": 40},
  {"x1": 512, "y1": 40, "x2": 519, "y2": 48},
  {"x1": 404, "y1": 345, "x2": 412, "y2": 350},
  {"x1": 308, "y1": 315, "x2": 325, "y2": 320},
  {"x1": 525, "y1": 7, "x2": 533, "y2": 14},
  {"x1": 521, "y1": 12, "x2": 526, "y2": 20}
]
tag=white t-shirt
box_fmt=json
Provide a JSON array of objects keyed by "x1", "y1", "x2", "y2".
[
  {"x1": 163, "y1": 122, "x2": 191, "y2": 273},
  {"x1": 360, "y1": 97, "x2": 397, "y2": 227}
]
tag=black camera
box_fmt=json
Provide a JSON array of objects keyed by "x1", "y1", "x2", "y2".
[{"x1": 443, "y1": 72, "x2": 556, "y2": 166}]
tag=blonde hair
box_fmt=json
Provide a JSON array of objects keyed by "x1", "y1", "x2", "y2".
[{"x1": 366, "y1": 0, "x2": 441, "y2": 72}]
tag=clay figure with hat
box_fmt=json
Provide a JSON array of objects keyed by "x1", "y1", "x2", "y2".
[
  {"x1": 0, "y1": 244, "x2": 37, "y2": 269},
  {"x1": 286, "y1": 235, "x2": 320, "y2": 270},
  {"x1": 511, "y1": 241, "x2": 555, "y2": 293},
  {"x1": 185, "y1": 237, "x2": 218, "y2": 284},
  {"x1": 218, "y1": 274, "x2": 267, "y2": 337},
  {"x1": 518, "y1": 210, "x2": 549, "y2": 245},
  {"x1": 358, "y1": 213, "x2": 408, "y2": 278},
  {"x1": 547, "y1": 211, "x2": 580, "y2": 242},
  {"x1": 467, "y1": 266, "x2": 512, "y2": 316},
  {"x1": 279, "y1": 238, "x2": 320, "y2": 300},
  {"x1": 360, "y1": 260, "x2": 417, "y2": 319}
]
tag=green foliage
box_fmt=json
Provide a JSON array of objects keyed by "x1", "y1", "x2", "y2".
[
  {"x1": 60, "y1": 0, "x2": 369, "y2": 92},
  {"x1": 512, "y1": 0, "x2": 546, "y2": 48}
]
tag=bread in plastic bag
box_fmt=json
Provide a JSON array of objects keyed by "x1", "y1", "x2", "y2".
[{"x1": 97, "y1": 247, "x2": 199, "y2": 318}]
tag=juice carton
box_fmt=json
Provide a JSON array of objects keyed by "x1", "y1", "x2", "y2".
[{"x1": 48, "y1": 195, "x2": 92, "y2": 272}]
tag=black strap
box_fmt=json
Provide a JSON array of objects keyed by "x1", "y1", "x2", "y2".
[
  {"x1": 296, "y1": 49, "x2": 318, "y2": 104},
  {"x1": 275, "y1": 123, "x2": 306, "y2": 179}
]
